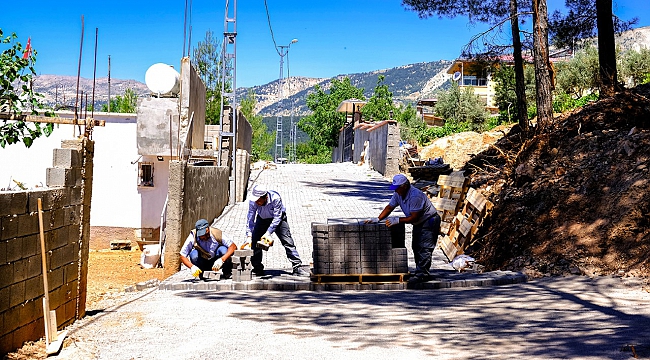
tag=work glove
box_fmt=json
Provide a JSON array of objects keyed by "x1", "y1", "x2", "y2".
[
  {"x1": 212, "y1": 258, "x2": 224, "y2": 271},
  {"x1": 364, "y1": 217, "x2": 379, "y2": 224},
  {"x1": 261, "y1": 232, "x2": 274, "y2": 245},
  {"x1": 259, "y1": 232, "x2": 274, "y2": 250},
  {"x1": 385, "y1": 216, "x2": 400, "y2": 227},
  {"x1": 190, "y1": 265, "x2": 202, "y2": 278},
  {"x1": 240, "y1": 235, "x2": 252, "y2": 250}
]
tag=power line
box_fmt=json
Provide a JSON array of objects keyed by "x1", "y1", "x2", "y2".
[{"x1": 264, "y1": 0, "x2": 281, "y2": 56}]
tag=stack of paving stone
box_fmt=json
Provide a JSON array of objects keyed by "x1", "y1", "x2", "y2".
[
  {"x1": 311, "y1": 219, "x2": 408, "y2": 275},
  {"x1": 231, "y1": 249, "x2": 254, "y2": 282}
]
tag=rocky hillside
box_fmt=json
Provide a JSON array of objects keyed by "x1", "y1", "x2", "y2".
[
  {"x1": 32, "y1": 75, "x2": 149, "y2": 108},
  {"x1": 33, "y1": 60, "x2": 452, "y2": 115},
  {"x1": 246, "y1": 60, "x2": 453, "y2": 116}
]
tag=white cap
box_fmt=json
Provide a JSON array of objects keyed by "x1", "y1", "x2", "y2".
[
  {"x1": 390, "y1": 174, "x2": 409, "y2": 190},
  {"x1": 251, "y1": 185, "x2": 268, "y2": 198}
]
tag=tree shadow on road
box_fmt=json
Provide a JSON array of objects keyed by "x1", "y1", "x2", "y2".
[
  {"x1": 299, "y1": 178, "x2": 393, "y2": 203},
  {"x1": 177, "y1": 277, "x2": 650, "y2": 358}
]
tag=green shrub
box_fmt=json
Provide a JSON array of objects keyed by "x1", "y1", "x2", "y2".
[
  {"x1": 553, "y1": 92, "x2": 599, "y2": 113},
  {"x1": 296, "y1": 141, "x2": 332, "y2": 164}
]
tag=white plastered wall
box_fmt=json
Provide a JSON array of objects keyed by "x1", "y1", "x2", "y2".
[{"x1": 0, "y1": 111, "x2": 168, "y2": 229}]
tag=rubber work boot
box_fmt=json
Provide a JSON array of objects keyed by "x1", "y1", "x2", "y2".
[
  {"x1": 252, "y1": 268, "x2": 265, "y2": 277},
  {"x1": 407, "y1": 273, "x2": 430, "y2": 283},
  {"x1": 292, "y1": 266, "x2": 310, "y2": 277}
]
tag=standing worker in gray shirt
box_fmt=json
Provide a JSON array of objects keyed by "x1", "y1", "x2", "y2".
[
  {"x1": 368, "y1": 174, "x2": 440, "y2": 283},
  {"x1": 246, "y1": 185, "x2": 310, "y2": 277}
]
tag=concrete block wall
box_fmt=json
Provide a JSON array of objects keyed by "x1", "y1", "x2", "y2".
[
  {"x1": 136, "y1": 97, "x2": 180, "y2": 156},
  {"x1": 180, "y1": 57, "x2": 207, "y2": 151},
  {"x1": 0, "y1": 139, "x2": 93, "y2": 355},
  {"x1": 235, "y1": 149, "x2": 251, "y2": 202},
  {"x1": 311, "y1": 219, "x2": 408, "y2": 275},
  {"x1": 204, "y1": 110, "x2": 252, "y2": 154},
  {"x1": 236, "y1": 111, "x2": 252, "y2": 154},
  {"x1": 334, "y1": 121, "x2": 400, "y2": 179},
  {"x1": 353, "y1": 126, "x2": 370, "y2": 163},
  {"x1": 368, "y1": 121, "x2": 400, "y2": 179}
]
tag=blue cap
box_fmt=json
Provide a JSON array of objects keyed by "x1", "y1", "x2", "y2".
[
  {"x1": 389, "y1": 174, "x2": 408, "y2": 190},
  {"x1": 195, "y1": 219, "x2": 209, "y2": 237}
]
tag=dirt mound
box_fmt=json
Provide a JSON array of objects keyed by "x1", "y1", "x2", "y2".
[
  {"x1": 420, "y1": 128, "x2": 510, "y2": 170},
  {"x1": 464, "y1": 84, "x2": 650, "y2": 286}
]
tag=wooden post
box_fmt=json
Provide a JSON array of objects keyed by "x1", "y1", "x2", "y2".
[
  {"x1": 37, "y1": 198, "x2": 54, "y2": 343},
  {"x1": 38, "y1": 198, "x2": 68, "y2": 354}
]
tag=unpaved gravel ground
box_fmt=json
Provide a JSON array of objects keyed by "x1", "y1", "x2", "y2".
[{"x1": 40, "y1": 275, "x2": 650, "y2": 360}]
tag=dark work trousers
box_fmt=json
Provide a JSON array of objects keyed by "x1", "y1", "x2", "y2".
[
  {"x1": 411, "y1": 213, "x2": 441, "y2": 277},
  {"x1": 251, "y1": 213, "x2": 302, "y2": 271},
  {"x1": 189, "y1": 245, "x2": 233, "y2": 276}
]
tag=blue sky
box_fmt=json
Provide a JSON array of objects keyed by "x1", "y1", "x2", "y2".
[{"x1": 3, "y1": 0, "x2": 650, "y2": 88}]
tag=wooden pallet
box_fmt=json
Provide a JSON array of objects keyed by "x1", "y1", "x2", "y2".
[
  {"x1": 437, "y1": 174, "x2": 469, "y2": 200},
  {"x1": 438, "y1": 187, "x2": 493, "y2": 261},
  {"x1": 432, "y1": 197, "x2": 459, "y2": 223},
  {"x1": 448, "y1": 213, "x2": 472, "y2": 250},
  {"x1": 462, "y1": 188, "x2": 493, "y2": 237},
  {"x1": 311, "y1": 273, "x2": 408, "y2": 284},
  {"x1": 438, "y1": 234, "x2": 459, "y2": 261}
]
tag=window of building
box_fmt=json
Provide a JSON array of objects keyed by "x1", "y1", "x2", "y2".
[
  {"x1": 138, "y1": 162, "x2": 154, "y2": 187},
  {"x1": 463, "y1": 75, "x2": 488, "y2": 87}
]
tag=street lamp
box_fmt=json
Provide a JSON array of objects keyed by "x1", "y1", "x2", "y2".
[{"x1": 274, "y1": 39, "x2": 298, "y2": 164}]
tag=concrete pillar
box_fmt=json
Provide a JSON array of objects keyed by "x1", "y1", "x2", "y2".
[
  {"x1": 164, "y1": 160, "x2": 186, "y2": 277},
  {"x1": 384, "y1": 122, "x2": 401, "y2": 179},
  {"x1": 61, "y1": 138, "x2": 94, "y2": 319},
  {"x1": 235, "y1": 149, "x2": 250, "y2": 202}
]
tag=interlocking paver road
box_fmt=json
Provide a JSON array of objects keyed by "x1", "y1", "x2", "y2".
[{"x1": 213, "y1": 162, "x2": 449, "y2": 272}]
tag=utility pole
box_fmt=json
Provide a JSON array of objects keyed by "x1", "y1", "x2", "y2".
[
  {"x1": 107, "y1": 55, "x2": 111, "y2": 113},
  {"x1": 218, "y1": 0, "x2": 238, "y2": 204},
  {"x1": 274, "y1": 39, "x2": 297, "y2": 163}
]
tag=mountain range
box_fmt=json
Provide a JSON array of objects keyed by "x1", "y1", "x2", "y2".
[
  {"x1": 29, "y1": 25, "x2": 650, "y2": 117},
  {"x1": 33, "y1": 60, "x2": 453, "y2": 116},
  {"x1": 239, "y1": 60, "x2": 453, "y2": 116}
]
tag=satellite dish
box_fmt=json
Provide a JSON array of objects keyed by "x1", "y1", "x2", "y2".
[
  {"x1": 145, "y1": 63, "x2": 180, "y2": 96},
  {"x1": 452, "y1": 71, "x2": 462, "y2": 82}
]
